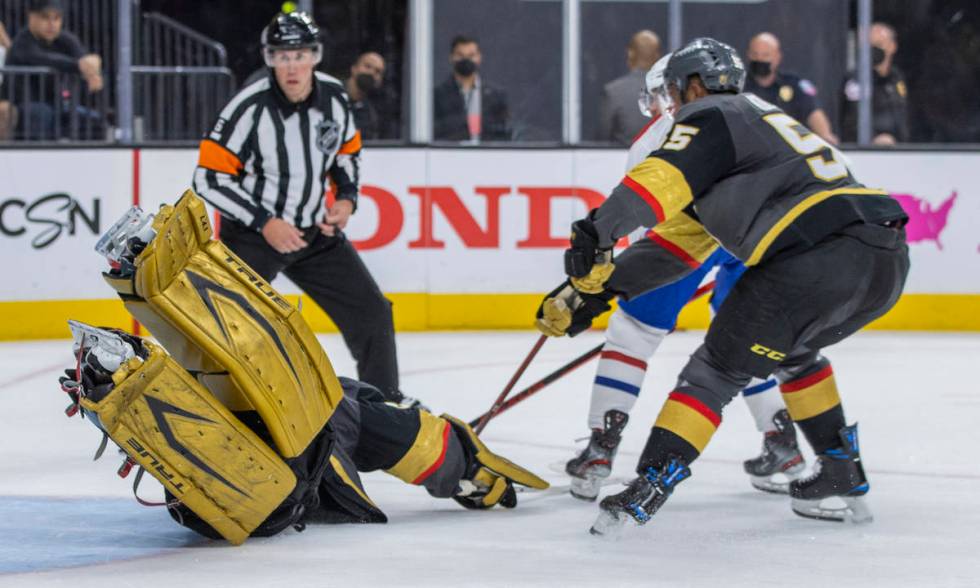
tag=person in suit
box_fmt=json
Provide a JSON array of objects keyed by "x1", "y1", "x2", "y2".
[
  {"x1": 598, "y1": 30, "x2": 661, "y2": 145},
  {"x1": 433, "y1": 35, "x2": 510, "y2": 143}
]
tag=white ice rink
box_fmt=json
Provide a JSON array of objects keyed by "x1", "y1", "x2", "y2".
[{"x1": 1, "y1": 330, "x2": 978, "y2": 587}]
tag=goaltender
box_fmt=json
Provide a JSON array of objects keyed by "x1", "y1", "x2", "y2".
[{"x1": 58, "y1": 191, "x2": 546, "y2": 544}]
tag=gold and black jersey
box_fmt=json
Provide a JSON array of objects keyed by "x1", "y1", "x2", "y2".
[{"x1": 594, "y1": 92, "x2": 907, "y2": 298}]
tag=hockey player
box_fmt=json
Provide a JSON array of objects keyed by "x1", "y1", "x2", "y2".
[
  {"x1": 59, "y1": 191, "x2": 547, "y2": 545},
  {"x1": 536, "y1": 38, "x2": 909, "y2": 532},
  {"x1": 564, "y1": 54, "x2": 803, "y2": 501}
]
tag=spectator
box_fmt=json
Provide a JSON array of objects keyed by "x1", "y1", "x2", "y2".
[
  {"x1": 433, "y1": 35, "x2": 510, "y2": 142},
  {"x1": 6, "y1": 0, "x2": 103, "y2": 140},
  {"x1": 345, "y1": 51, "x2": 398, "y2": 140},
  {"x1": 744, "y1": 32, "x2": 838, "y2": 144},
  {"x1": 0, "y1": 19, "x2": 17, "y2": 141},
  {"x1": 598, "y1": 30, "x2": 661, "y2": 145},
  {"x1": 841, "y1": 22, "x2": 909, "y2": 145}
]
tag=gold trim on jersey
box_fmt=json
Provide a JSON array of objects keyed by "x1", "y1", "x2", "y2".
[
  {"x1": 646, "y1": 212, "x2": 720, "y2": 268},
  {"x1": 624, "y1": 157, "x2": 695, "y2": 223},
  {"x1": 746, "y1": 188, "x2": 890, "y2": 266}
]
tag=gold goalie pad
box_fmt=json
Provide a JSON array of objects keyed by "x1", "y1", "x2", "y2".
[
  {"x1": 442, "y1": 415, "x2": 549, "y2": 491},
  {"x1": 79, "y1": 342, "x2": 297, "y2": 545},
  {"x1": 105, "y1": 190, "x2": 344, "y2": 458}
]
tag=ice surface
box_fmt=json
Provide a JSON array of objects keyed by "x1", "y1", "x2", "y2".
[{"x1": 1, "y1": 331, "x2": 978, "y2": 587}]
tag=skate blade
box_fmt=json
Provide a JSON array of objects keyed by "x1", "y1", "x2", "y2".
[
  {"x1": 791, "y1": 495, "x2": 873, "y2": 524},
  {"x1": 749, "y1": 462, "x2": 805, "y2": 495},
  {"x1": 589, "y1": 509, "x2": 627, "y2": 538}
]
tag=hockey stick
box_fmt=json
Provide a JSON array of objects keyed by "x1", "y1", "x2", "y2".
[
  {"x1": 468, "y1": 341, "x2": 603, "y2": 428},
  {"x1": 473, "y1": 334, "x2": 547, "y2": 434},
  {"x1": 468, "y1": 279, "x2": 717, "y2": 429}
]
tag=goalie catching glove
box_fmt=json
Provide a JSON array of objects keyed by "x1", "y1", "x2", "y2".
[{"x1": 535, "y1": 281, "x2": 614, "y2": 338}]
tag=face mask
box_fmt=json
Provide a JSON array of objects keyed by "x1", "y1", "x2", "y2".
[
  {"x1": 748, "y1": 60, "x2": 772, "y2": 78},
  {"x1": 355, "y1": 73, "x2": 377, "y2": 93},
  {"x1": 453, "y1": 58, "x2": 477, "y2": 77},
  {"x1": 872, "y1": 46, "x2": 886, "y2": 66}
]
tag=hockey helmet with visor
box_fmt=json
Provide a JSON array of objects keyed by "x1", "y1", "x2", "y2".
[{"x1": 261, "y1": 11, "x2": 322, "y2": 67}]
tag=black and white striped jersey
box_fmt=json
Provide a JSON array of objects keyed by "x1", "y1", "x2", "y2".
[{"x1": 193, "y1": 71, "x2": 362, "y2": 230}]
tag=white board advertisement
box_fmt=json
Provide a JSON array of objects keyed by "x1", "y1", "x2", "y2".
[{"x1": 1, "y1": 147, "x2": 977, "y2": 302}]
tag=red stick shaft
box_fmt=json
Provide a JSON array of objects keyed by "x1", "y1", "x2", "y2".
[{"x1": 474, "y1": 334, "x2": 547, "y2": 434}]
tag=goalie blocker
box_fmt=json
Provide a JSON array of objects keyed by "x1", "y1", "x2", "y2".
[{"x1": 62, "y1": 191, "x2": 547, "y2": 545}]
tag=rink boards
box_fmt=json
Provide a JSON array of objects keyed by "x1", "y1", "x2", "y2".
[{"x1": 0, "y1": 147, "x2": 977, "y2": 339}]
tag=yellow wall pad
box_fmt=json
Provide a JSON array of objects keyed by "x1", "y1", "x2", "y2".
[{"x1": 2, "y1": 293, "x2": 978, "y2": 341}]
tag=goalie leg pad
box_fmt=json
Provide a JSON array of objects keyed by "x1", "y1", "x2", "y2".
[
  {"x1": 119, "y1": 190, "x2": 344, "y2": 458},
  {"x1": 80, "y1": 342, "x2": 297, "y2": 545}
]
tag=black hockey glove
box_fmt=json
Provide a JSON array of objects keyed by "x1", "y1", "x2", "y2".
[
  {"x1": 535, "y1": 281, "x2": 614, "y2": 338},
  {"x1": 565, "y1": 211, "x2": 614, "y2": 294}
]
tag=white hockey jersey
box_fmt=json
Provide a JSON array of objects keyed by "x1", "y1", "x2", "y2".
[{"x1": 623, "y1": 112, "x2": 674, "y2": 243}]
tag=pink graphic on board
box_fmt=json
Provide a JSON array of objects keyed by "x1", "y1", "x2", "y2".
[{"x1": 891, "y1": 191, "x2": 957, "y2": 249}]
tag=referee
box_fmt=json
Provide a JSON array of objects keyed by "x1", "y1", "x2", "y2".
[{"x1": 193, "y1": 11, "x2": 417, "y2": 407}]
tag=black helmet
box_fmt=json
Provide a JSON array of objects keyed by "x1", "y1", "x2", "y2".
[
  {"x1": 665, "y1": 37, "x2": 745, "y2": 96},
  {"x1": 261, "y1": 11, "x2": 320, "y2": 50}
]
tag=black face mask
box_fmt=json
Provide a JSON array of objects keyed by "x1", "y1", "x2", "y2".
[
  {"x1": 872, "y1": 46, "x2": 886, "y2": 66},
  {"x1": 453, "y1": 58, "x2": 477, "y2": 77},
  {"x1": 749, "y1": 60, "x2": 772, "y2": 78},
  {"x1": 355, "y1": 73, "x2": 378, "y2": 94}
]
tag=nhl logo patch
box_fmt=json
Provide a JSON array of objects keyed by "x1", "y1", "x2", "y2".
[{"x1": 315, "y1": 119, "x2": 341, "y2": 154}]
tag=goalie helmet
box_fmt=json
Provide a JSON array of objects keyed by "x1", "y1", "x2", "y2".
[{"x1": 665, "y1": 37, "x2": 745, "y2": 96}]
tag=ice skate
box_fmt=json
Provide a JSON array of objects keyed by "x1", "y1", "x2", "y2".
[
  {"x1": 589, "y1": 456, "x2": 690, "y2": 537},
  {"x1": 743, "y1": 409, "x2": 806, "y2": 494},
  {"x1": 565, "y1": 410, "x2": 628, "y2": 501},
  {"x1": 790, "y1": 424, "x2": 873, "y2": 524}
]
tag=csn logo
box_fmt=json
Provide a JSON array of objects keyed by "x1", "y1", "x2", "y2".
[{"x1": 0, "y1": 193, "x2": 101, "y2": 249}]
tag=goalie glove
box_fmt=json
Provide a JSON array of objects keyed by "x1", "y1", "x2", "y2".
[
  {"x1": 535, "y1": 281, "x2": 614, "y2": 338},
  {"x1": 565, "y1": 212, "x2": 614, "y2": 294},
  {"x1": 443, "y1": 415, "x2": 548, "y2": 510}
]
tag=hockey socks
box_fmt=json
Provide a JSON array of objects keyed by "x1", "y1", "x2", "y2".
[
  {"x1": 741, "y1": 377, "x2": 782, "y2": 433},
  {"x1": 587, "y1": 311, "x2": 667, "y2": 429},
  {"x1": 779, "y1": 362, "x2": 845, "y2": 454},
  {"x1": 637, "y1": 390, "x2": 721, "y2": 473}
]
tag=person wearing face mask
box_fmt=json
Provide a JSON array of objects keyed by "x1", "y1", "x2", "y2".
[
  {"x1": 841, "y1": 22, "x2": 909, "y2": 145},
  {"x1": 344, "y1": 51, "x2": 398, "y2": 140},
  {"x1": 744, "y1": 32, "x2": 838, "y2": 145},
  {"x1": 433, "y1": 35, "x2": 511, "y2": 142}
]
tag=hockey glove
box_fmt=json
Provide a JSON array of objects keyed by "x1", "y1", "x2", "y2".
[
  {"x1": 565, "y1": 212, "x2": 614, "y2": 294},
  {"x1": 443, "y1": 415, "x2": 548, "y2": 510},
  {"x1": 535, "y1": 281, "x2": 614, "y2": 338}
]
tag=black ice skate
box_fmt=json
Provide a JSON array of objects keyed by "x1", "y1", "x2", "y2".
[
  {"x1": 743, "y1": 409, "x2": 806, "y2": 494},
  {"x1": 565, "y1": 410, "x2": 629, "y2": 501},
  {"x1": 789, "y1": 423, "x2": 872, "y2": 524},
  {"x1": 589, "y1": 456, "x2": 691, "y2": 537}
]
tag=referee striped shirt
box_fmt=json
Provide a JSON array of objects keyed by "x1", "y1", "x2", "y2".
[{"x1": 193, "y1": 71, "x2": 362, "y2": 230}]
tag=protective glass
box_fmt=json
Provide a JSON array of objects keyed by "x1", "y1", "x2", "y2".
[{"x1": 263, "y1": 45, "x2": 323, "y2": 68}]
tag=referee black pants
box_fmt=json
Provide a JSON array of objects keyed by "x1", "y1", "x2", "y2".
[{"x1": 220, "y1": 219, "x2": 400, "y2": 400}]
